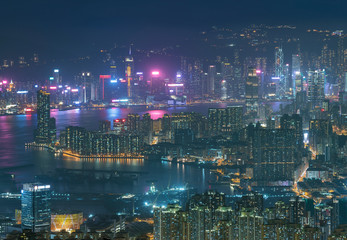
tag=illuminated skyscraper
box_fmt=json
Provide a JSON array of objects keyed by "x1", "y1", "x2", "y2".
[
  {"x1": 190, "y1": 60, "x2": 203, "y2": 97},
  {"x1": 293, "y1": 71, "x2": 302, "y2": 98},
  {"x1": 275, "y1": 47, "x2": 285, "y2": 98},
  {"x1": 99, "y1": 75, "x2": 111, "y2": 101},
  {"x1": 21, "y1": 183, "x2": 51, "y2": 233},
  {"x1": 207, "y1": 65, "x2": 216, "y2": 96},
  {"x1": 35, "y1": 90, "x2": 55, "y2": 144},
  {"x1": 245, "y1": 67, "x2": 259, "y2": 116},
  {"x1": 292, "y1": 54, "x2": 301, "y2": 95},
  {"x1": 125, "y1": 46, "x2": 134, "y2": 98},
  {"x1": 336, "y1": 31, "x2": 344, "y2": 77},
  {"x1": 307, "y1": 70, "x2": 326, "y2": 108},
  {"x1": 150, "y1": 71, "x2": 165, "y2": 95},
  {"x1": 53, "y1": 69, "x2": 61, "y2": 86},
  {"x1": 233, "y1": 49, "x2": 243, "y2": 99},
  {"x1": 221, "y1": 62, "x2": 233, "y2": 98}
]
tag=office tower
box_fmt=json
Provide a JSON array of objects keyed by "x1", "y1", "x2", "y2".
[
  {"x1": 275, "y1": 47, "x2": 285, "y2": 99},
  {"x1": 201, "y1": 72, "x2": 208, "y2": 95},
  {"x1": 238, "y1": 209, "x2": 263, "y2": 240},
  {"x1": 53, "y1": 69, "x2": 61, "y2": 86},
  {"x1": 125, "y1": 46, "x2": 134, "y2": 98},
  {"x1": 99, "y1": 120, "x2": 111, "y2": 133},
  {"x1": 21, "y1": 183, "x2": 51, "y2": 233},
  {"x1": 153, "y1": 204, "x2": 182, "y2": 240},
  {"x1": 292, "y1": 54, "x2": 301, "y2": 94},
  {"x1": 150, "y1": 71, "x2": 165, "y2": 95},
  {"x1": 141, "y1": 113, "x2": 153, "y2": 144},
  {"x1": 253, "y1": 128, "x2": 296, "y2": 185},
  {"x1": 35, "y1": 90, "x2": 55, "y2": 144},
  {"x1": 233, "y1": 49, "x2": 243, "y2": 99},
  {"x1": 245, "y1": 67, "x2": 259, "y2": 116},
  {"x1": 180, "y1": 56, "x2": 189, "y2": 82},
  {"x1": 207, "y1": 65, "x2": 216, "y2": 96},
  {"x1": 81, "y1": 72, "x2": 93, "y2": 103},
  {"x1": 208, "y1": 106, "x2": 243, "y2": 136},
  {"x1": 99, "y1": 75, "x2": 111, "y2": 101},
  {"x1": 109, "y1": 59, "x2": 117, "y2": 80},
  {"x1": 221, "y1": 62, "x2": 233, "y2": 98},
  {"x1": 293, "y1": 71, "x2": 302, "y2": 98},
  {"x1": 284, "y1": 63, "x2": 290, "y2": 96},
  {"x1": 308, "y1": 70, "x2": 326, "y2": 108},
  {"x1": 336, "y1": 31, "x2": 344, "y2": 78},
  {"x1": 280, "y1": 114, "x2": 303, "y2": 149},
  {"x1": 48, "y1": 118, "x2": 56, "y2": 143},
  {"x1": 221, "y1": 80, "x2": 227, "y2": 100},
  {"x1": 190, "y1": 60, "x2": 203, "y2": 97}
]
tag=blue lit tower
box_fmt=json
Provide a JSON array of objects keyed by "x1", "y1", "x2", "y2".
[{"x1": 21, "y1": 183, "x2": 51, "y2": 233}]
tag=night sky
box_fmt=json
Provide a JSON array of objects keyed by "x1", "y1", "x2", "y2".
[{"x1": 0, "y1": 0, "x2": 346, "y2": 57}]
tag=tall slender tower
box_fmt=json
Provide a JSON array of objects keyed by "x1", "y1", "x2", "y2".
[
  {"x1": 35, "y1": 90, "x2": 50, "y2": 143},
  {"x1": 308, "y1": 70, "x2": 326, "y2": 108},
  {"x1": 245, "y1": 67, "x2": 259, "y2": 116},
  {"x1": 337, "y1": 31, "x2": 344, "y2": 77},
  {"x1": 208, "y1": 65, "x2": 216, "y2": 96},
  {"x1": 125, "y1": 45, "x2": 134, "y2": 98},
  {"x1": 275, "y1": 47, "x2": 285, "y2": 98}
]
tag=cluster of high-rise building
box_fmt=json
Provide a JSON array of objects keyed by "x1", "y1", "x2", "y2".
[
  {"x1": 154, "y1": 191, "x2": 341, "y2": 240},
  {"x1": 6, "y1": 24, "x2": 347, "y2": 240},
  {"x1": 59, "y1": 126, "x2": 142, "y2": 156}
]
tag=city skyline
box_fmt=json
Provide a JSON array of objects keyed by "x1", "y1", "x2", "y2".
[{"x1": 0, "y1": 1, "x2": 347, "y2": 239}]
